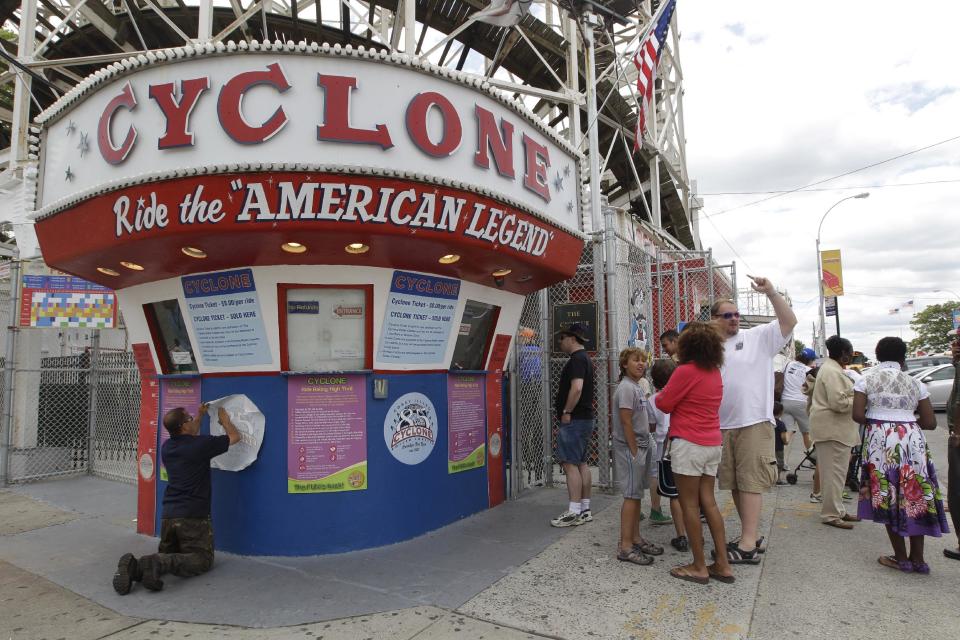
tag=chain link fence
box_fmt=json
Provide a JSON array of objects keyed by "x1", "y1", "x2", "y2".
[{"x1": 510, "y1": 231, "x2": 739, "y2": 496}]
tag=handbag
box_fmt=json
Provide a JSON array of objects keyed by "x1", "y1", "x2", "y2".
[{"x1": 657, "y1": 440, "x2": 678, "y2": 499}]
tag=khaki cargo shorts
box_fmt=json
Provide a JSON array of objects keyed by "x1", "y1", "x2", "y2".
[{"x1": 717, "y1": 421, "x2": 778, "y2": 493}]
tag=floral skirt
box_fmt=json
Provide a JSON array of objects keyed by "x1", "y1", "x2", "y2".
[{"x1": 857, "y1": 419, "x2": 949, "y2": 537}]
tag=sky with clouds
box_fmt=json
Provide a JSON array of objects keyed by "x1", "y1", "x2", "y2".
[{"x1": 676, "y1": 0, "x2": 960, "y2": 355}]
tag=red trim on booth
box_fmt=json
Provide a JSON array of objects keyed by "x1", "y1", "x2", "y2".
[
  {"x1": 132, "y1": 342, "x2": 159, "y2": 535},
  {"x1": 486, "y1": 372, "x2": 505, "y2": 507},
  {"x1": 277, "y1": 283, "x2": 374, "y2": 371},
  {"x1": 34, "y1": 173, "x2": 584, "y2": 296}
]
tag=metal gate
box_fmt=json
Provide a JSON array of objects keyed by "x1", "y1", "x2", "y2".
[{"x1": 509, "y1": 233, "x2": 737, "y2": 497}]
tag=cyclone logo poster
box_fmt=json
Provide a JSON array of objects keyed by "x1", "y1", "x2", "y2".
[{"x1": 384, "y1": 392, "x2": 437, "y2": 465}]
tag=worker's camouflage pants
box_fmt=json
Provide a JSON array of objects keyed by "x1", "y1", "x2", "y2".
[{"x1": 141, "y1": 516, "x2": 215, "y2": 578}]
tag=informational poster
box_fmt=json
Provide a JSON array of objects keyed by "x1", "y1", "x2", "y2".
[
  {"x1": 447, "y1": 375, "x2": 486, "y2": 474},
  {"x1": 825, "y1": 296, "x2": 838, "y2": 318},
  {"x1": 952, "y1": 309, "x2": 960, "y2": 330},
  {"x1": 158, "y1": 377, "x2": 202, "y2": 481},
  {"x1": 19, "y1": 275, "x2": 116, "y2": 328},
  {"x1": 181, "y1": 268, "x2": 271, "y2": 366},
  {"x1": 384, "y1": 392, "x2": 437, "y2": 465},
  {"x1": 287, "y1": 374, "x2": 367, "y2": 493},
  {"x1": 378, "y1": 270, "x2": 460, "y2": 364}
]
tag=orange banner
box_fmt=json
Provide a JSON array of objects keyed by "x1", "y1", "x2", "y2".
[{"x1": 820, "y1": 249, "x2": 844, "y2": 297}]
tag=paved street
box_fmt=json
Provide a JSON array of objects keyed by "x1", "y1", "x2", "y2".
[{"x1": 2, "y1": 414, "x2": 957, "y2": 640}]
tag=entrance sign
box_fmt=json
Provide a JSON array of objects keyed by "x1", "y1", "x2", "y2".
[
  {"x1": 181, "y1": 268, "x2": 271, "y2": 366},
  {"x1": 378, "y1": 270, "x2": 459, "y2": 364},
  {"x1": 36, "y1": 50, "x2": 582, "y2": 233}
]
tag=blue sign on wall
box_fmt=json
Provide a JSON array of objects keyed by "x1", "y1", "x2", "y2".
[{"x1": 377, "y1": 270, "x2": 460, "y2": 364}]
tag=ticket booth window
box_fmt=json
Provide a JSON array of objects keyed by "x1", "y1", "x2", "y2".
[
  {"x1": 279, "y1": 285, "x2": 373, "y2": 371},
  {"x1": 450, "y1": 300, "x2": 500, "y2": 370},
  {"x1": 143, "y1": 299, "x2": 199, "y2": 374}
]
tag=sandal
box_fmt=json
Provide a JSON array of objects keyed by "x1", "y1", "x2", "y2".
[
  {"x1": 633, "y1": 540, "x2": 664, "y2": 556},
  {"x1": 707, "y1": 564, "x2": 735, "y2": 584},
  {"x1": 729, "y1": 536, "x2": 766, "y2": 554},
  {"x1": 669, "y1": 566, "x2": 708, "y2": 585},
  {"x1": 912, "y1": 561, "x2": 930, "y2": 575},
  {"x1": 877, "y1": 555, "x2": 913, "y2": 573},
  {"x1": 617, "y1": 549, "x2": 654, "y2": 566},
  {"x1": 670, "y1": 536, "x2": 689, "y2": 552},
  {"x1": 724, "y1": 545, "x2": 760, "y2": 565}
]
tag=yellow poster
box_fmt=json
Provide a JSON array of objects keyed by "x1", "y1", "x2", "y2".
[{"x1": 820, "y1": 249, "x2": 844, "y2": 297}]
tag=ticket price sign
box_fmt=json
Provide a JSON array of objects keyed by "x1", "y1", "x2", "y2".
[
  {"x1": 287, "y1": 374, "x2": 367, "y2": 493},
  {"x1": 378, "y1": 270, "x2": 459, "y2": 364},
  {"x1": 181, "y1": 268, "x2": 271, "y2": 367}
]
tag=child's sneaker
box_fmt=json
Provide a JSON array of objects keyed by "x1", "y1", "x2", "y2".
[
  {"x1": 577, "y1": 509, "x2": 593, "y2": 524},
  {"x1": 649, "y1": 509, "x2": 673, "y2": 525},
  {"x1": 810, "y1": 492, "x2": 822, "y2": 503},
  {"x1": 550, "y1": 510, "x2": 582, "y2": 527},
  {"x1": 670, "y1": 535, "x2": 689, "y2": 552},
  {"x1": 842, "y1": 490, "x2": 852, "y2": 501}
]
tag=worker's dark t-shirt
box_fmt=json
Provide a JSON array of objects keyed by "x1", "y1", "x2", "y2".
[
  {"x1": 161, "y1": 434, "x2": 230, "y2": 519},
  {"x1": 555, "y1": 349, "x2": 594, "y2": 419}
]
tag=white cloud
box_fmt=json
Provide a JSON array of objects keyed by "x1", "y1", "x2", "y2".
[{"x1": 678, "y1": 0, "x2": 960, "y2": 354}]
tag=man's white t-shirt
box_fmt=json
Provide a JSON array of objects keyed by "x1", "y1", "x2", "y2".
[
  {"x1": 781, "y1": 360, "x2": 811, "y2": 403},
  {"x1": 719, "y1": 320, "x2": 790, "y2": 430}
]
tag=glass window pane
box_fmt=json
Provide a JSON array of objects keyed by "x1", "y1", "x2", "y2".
[
  {"x1": 450, "y1": 300, "x2": 500, "y2": 371},
  {"x1": 285, "y1": 288, "x2": 367, "y2": 371},
  {"x1": 145, "y1": 299, "x2": 198, "y2": 374}
]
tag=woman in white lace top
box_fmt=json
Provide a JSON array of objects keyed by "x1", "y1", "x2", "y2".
[{"x1": 852, "y1": 337, "x2": 949, "y2": 574}]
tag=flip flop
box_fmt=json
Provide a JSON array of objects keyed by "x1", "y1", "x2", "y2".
[
  {"x1": 633, "y1": 540, "x2": 665, "y2": 556},
  {"x1": 707, "y1": 565, "x2": 736, "y2": 584},
  {"x1": 669, "y1": 566, "x2": 709, "y2": 585},
  {"x1": 943, "y1": 548, "x2": 960, "y2": 561},
  {"x1": 877, "y1": 555, "x2": 913, "y2": 573}
]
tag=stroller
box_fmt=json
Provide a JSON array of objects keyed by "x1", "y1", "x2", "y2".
[{"x1": 785, "y1": 425, "x2": 865, "y2": 490}]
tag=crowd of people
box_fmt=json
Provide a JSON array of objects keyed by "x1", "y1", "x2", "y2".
[{"x1": 552, "y1": 274, "x2": 960, "y2": 584}]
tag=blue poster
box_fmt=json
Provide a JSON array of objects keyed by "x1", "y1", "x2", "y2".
[
  {"x1": 377, "y1": 270, "x2": 460, "y2": 364},
  {"x1": 181, "y1": 269, "x2": 272, "y2": 367}
]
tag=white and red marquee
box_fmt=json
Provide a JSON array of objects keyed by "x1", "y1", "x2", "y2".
[{"x1": 32, "y1": 43, "x2": 586, "y2": 293}]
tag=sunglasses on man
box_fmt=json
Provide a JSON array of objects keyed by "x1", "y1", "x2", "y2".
[{"x1": 713, "y1": 311, "x2": 740, "y2": 319}]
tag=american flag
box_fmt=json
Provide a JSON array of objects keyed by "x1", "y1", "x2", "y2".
[{"x1": 632, "y1": 0, "x2": 677, "y2": 150}]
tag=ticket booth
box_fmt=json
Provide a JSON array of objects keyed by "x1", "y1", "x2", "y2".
[{"x1": 31, "y1": 42, "x2": 585, "y2": 555}]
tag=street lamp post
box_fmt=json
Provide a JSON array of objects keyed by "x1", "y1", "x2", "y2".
[{"x1": 816, "y1": 192, "x2": 869, "y2": 354}]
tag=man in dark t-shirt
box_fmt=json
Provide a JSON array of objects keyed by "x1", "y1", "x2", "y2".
[
  {"x1": 113, "y1": 403, "x2": 240, "y2": 594},
  {"x1": 551, "y1": 322, "x2": 596, "y2": 527}
]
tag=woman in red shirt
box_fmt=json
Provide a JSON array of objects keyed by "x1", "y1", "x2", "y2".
[{"x1": 653, "y1": 322, "x2": 733, "y2": 584}]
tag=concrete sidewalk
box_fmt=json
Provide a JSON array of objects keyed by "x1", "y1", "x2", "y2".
[{"x1": 2, "y1": 419, "x2": 958, "y2": 639}]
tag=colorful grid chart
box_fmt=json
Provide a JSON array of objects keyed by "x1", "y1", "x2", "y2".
[{"x1": 29, "y1": 291, "x2": 116, "y2": 328}]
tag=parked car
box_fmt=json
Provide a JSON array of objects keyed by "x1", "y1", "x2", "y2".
[
  {"x1": 914, "y1": 363, "x2": 956, "y2": 410},
  {"x1": 905, "y1": 356, "x2": 953, "y2": 371}
]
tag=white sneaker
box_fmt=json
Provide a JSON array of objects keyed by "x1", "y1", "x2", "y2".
[
  {"x1": 578, "y1": 509, "x2": 593, "y2": 523},
  {"x1": 810, "y1": 492, "x2": 822, "y2": 503},
  {"x1": 550, "y1": 510, "x2": 582, "y2": 527}
]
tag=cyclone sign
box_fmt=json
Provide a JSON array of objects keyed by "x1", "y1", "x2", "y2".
[{"x1": 384, "y1": 392, "x2": 437, "y2": 465}]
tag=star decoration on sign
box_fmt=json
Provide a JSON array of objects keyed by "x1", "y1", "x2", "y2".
[
  {"x1": 77, "y1": 132, "x2": 89, "y2": 157},
  {"x1": 567, "y1": 201, "x2": 574, "y2": 213},
  {"x1": 66, "y1": 120, "x2": 76, "y2": 136},
  {"x1": 65, "y1": 166, "x2": 74, "y2": 181},
  {"x1": 563, "y1": 165, "x2": 571, "y2": 177},
  {"x1": 553, "y1": 172, "x2": 564, "y2": 192}
]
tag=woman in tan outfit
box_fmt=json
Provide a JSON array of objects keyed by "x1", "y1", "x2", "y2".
[{"x1": 808, "y1": 336, "x2": 861, "y2": 529}]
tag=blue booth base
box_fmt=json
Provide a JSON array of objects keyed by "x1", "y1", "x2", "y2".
[{"x1": 155, "y1": 373, "x2": 491, "y2": 556}]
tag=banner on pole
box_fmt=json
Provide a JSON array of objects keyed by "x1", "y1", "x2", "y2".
[{"x1": 820, "y1": 249, "x2": 844, "y2": 297}]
